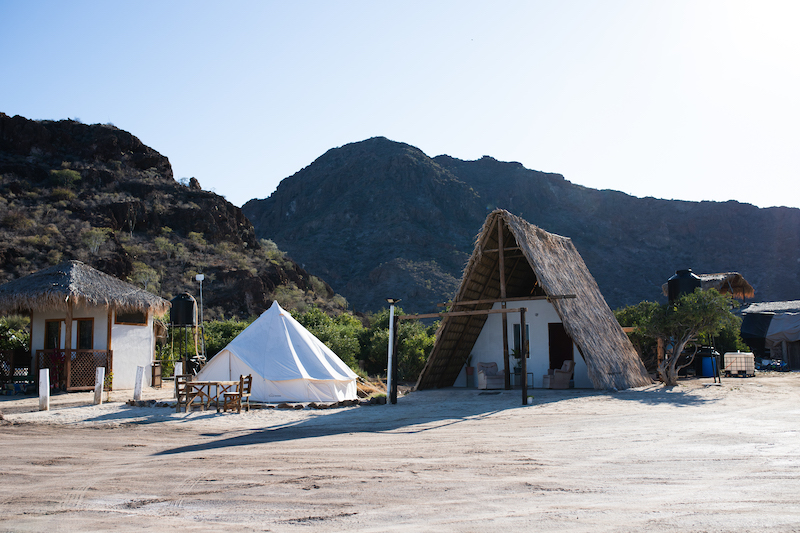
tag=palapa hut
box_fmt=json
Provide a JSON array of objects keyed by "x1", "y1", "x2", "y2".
[
  {"x1": 0, "y1": 261, "x2": 170, "y2": 390},
  {"x1": 416, "y1": 209, "x2": 651, "y2": 391},
  {"x1": 660, "y1": 272, "x2": 755, "y2": 301}
]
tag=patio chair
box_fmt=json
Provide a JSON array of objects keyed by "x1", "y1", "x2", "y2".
[
  {"x1": 476, "y1": 362, "x2": 505, "y2": 390},
  {"x1": 175, "y1": 374, "x2": 193, "y2": 413},
  {"x1": 222, "y1": 374, "x2": 252, "y2": 413},
  {"x1": 542, "y1": 360, "x2": 575, "y2": 389}
]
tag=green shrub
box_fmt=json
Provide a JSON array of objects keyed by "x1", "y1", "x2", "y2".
[
  {"x1": 203, "y1": 318, "x2": 253, "y2": 358},
  {"x1": 82, "y1": 227, "x2": 111, "y2": 254},
  {"x1": 359, "y1": 307, "x2": 437, "y2": 381},
  {"x1": 188, "y1": 232, "x2": 207, "y2": 248},
  {"x1": 51, "y1": 188, "x2": 76, "y2": 200},
  {"x1": 49, "y1": 169, "x2": 81, "y2": 188},
  {"x1": 293, "y1": 307, "x2": 364, "y2": 370}
]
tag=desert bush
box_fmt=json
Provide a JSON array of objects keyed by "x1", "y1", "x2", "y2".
[
  {"x1": 154, "y1": 236, "x2": 175, "y2": 255},
  {"x1": 129, "y1": 262, "x2": 160, "y2": 293},
  {"x1": 188, "y1": 232, "x2": 207, "y2": 248},
  {"x1": 49, "y1": 169, "x2": 81, "y2": 188},
  {"x1": 2, "y1": 212, "x2": 33, "y2": 230},
  {"x1": 51, "y1": 188, "x2": 76, "y2": 201},
  {"x1": 22, "y1": 235, "x2": 50, "y2": 247},
  {"x1": 272, "y1": 283, "x2": 309, "y2": 313},
  {"x1": 309, "y1": 276, "x2": 327, "y2": 296},
  {"x1": 47, "y1": 249, "x2": 62, "y2": 265},
  {"x1": 82, "y1": 227, "x2": 111, "y2": 254}
]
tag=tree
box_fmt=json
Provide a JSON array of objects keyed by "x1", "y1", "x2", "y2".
[
  {"x1": 615, "y1": 300, "x2": 661, "y2": 372},
  {"x1": 293, "y1": 307, "x2": 363, "y2": 371},
  {"x1": 129, "y1": 262, "x2": 160, "y2": 293},
  {"x1": 81, "y1": 227, "x2": 111, "y2": 255},
  {"x1": 49, "y1": 168, "x2": 81, "y2": 188},
  {"x1": 359, "y1": 307, "x2": 438, "y2": 381},
  {"x1": 625, "y1": 289, "x2": 741, "y2": 386}
]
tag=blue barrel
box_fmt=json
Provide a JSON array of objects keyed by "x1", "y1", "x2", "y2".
[{"x1": 701, "y1": 356, "x2": 716, "y2": 377}]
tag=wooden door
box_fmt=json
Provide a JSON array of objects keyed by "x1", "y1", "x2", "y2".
[{"x1": 548, "y1": 323, "x2": 573, "y2": 370}]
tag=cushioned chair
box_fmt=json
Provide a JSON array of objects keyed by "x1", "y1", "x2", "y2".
[
  {"x1": 477, "y1": 362, "x2": 505, "y2": 390},
  {"x1": 542, "y1": 360, "x2": 575, "y2": 389}
]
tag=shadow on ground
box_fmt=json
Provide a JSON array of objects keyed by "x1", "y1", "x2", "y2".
[{"x1": 144, "y1": 384, "x2": 718, "y2": 456}]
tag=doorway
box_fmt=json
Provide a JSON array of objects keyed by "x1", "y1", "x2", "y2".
[{"x1": 548, "y1": 322, "x2": 573, "y2": 370}]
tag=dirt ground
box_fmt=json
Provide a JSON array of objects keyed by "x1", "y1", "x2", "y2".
[{"x1": 1, "y1": 374, "x2": 799, "y2": 532}]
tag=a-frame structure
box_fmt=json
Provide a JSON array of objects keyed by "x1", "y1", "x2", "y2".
[{"x1": 416, "y1": 209, "x2": 651, "y2": 391}]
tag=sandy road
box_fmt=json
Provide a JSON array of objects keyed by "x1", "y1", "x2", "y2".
[{"x1": 1, "y1": 375, "x2": 800, "y2": 532}]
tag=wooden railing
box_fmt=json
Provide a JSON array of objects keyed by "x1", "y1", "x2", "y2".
[
  {"x1": 35, "y1": 349, "x2": 113, "y2": 391},
  {"x1": 0, "y1": 349, "x2": 32, "y2": 385}
]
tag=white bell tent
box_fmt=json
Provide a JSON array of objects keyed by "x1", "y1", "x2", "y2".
[{"x1": 196, "y1": 301, "x2": 358, "y2": 402}]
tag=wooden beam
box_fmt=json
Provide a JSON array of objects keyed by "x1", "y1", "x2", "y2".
[
  {"x1": 438, "y1": 294, "x2": 577, "y2": 307},
  {"x1": 481, "y1": 247, "x2": 522, "y2": 253},
  {"x1": 398, "y1": 307, "x2": 527, "y2": 320},
  {"x1": 498, "y1": 220, "x2": 510, "y2": 389}
]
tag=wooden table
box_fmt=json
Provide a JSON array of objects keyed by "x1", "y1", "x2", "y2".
[{"x1": 185, "y1": 380, "x2": 239, "y2": 412}]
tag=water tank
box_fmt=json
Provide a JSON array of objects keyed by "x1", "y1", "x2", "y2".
[
  {"x1": 667, "y1": 269, "x2": 701, "y2": 303},
  {"x1": 170, "y1": 293, "x2": 197, "y2": 326}
]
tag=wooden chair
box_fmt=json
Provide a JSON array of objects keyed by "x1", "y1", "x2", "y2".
[
  {"x1": 175, "y1": 374, "x2": 193, "y2": 413},
  {"x1": 222, "y1": 374, "x2": 252, "y2": 413}
]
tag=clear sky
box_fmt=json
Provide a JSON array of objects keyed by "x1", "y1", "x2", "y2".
[{"x1": 2, "y1": 1, "x2": 798, "y2": 209}]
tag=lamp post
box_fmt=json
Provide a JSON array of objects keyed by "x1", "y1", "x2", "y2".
[
  {"x1": 196, "y1": 274, "x2": 205, "y2": 358},
  {"x1": 386, "y1": 298, "x2": 401, "y2": 404},
  {"x1": 195, "y1": 274, "x2": 205, "y2": 324}
]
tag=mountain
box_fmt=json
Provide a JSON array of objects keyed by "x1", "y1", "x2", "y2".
[
  {"x1": 0, "y1": 113, "x2": 345, "y2": 319},
  {"x1": 243, "y1": 137, "x2": 800, "y2": 313}
]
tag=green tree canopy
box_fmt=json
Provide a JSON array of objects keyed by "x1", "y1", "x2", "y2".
[{"x1": 620, "y1": 289, "x2": 742, "y2": 386}]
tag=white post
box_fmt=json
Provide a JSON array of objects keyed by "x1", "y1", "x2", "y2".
[
  {"x1": 38, "y1": 369, "x2": 49, "y2": 411},
  {"x1": 387, "y1": 303, "x2": 395, "y2": 401},
  {"x1": 133, "y1": 365, "x2": 145, "y2": 401},
  {"x1": 94, "y1": 367, "x2": 105, "y2": 405}
]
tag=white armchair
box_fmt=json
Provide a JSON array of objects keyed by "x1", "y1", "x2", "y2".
[{"x1": 477, "y1": 362, "x2": 505, "y2": 390}]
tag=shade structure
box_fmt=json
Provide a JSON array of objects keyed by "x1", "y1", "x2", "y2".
[{"x1": 196, "y1": 301, "x2": 357, "y2": 402}]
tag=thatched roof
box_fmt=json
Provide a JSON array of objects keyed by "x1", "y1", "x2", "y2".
[
  {"x1": 0, "y1": 261, "x2": 170, "y2": 315},
  {"x1": 741, "y1": 300, "x2": 800, "y2": 314},
  {"x1": 416, "y1": 209, "x2": 651, "y2": 390},
  {"x1": 660, "y1": 272, "x2": 755, "y2": 300}
]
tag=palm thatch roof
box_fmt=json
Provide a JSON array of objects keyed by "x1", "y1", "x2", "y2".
[
  {"x1": 0, "y1": 260, "x2": 170, "y2": 315},
  {"x1": 416, "y1": 209, "x2": 651, "y2": 390},
  {"x1": 660, "y1": 272, "x2": 755, "y2": 300}
]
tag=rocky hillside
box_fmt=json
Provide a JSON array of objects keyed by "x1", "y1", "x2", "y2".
[
  {"x1": 0, "y1": 113, "x2": 345, "y2": 319},
  {"x1": 243, "y1": 137, "x2": 800, "y2": 313}
]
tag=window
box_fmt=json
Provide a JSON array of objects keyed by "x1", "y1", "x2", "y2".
[
  {"x1": 513, "y1": 324, "x2": 531, "y2": 357},
  {"x1": 45, "y1": 320, "x2": 61, "y2": 350},
  {"x1": 77, "y1": 319, "x2": 93, "y2": 350},
  {"x1": 115, "y1": 310, "x2": 147, "y2": 326}
]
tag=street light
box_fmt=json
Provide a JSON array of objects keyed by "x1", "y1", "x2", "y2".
[
  {"x1": 196, "y1": 274, "x2": 205, "y2": 358},
  {"x1": 195, "y1": 274, "x2": 205, "y2": 325},
  {"x1": 386, "y1": 298, "x2": 401, "y2": 404}
]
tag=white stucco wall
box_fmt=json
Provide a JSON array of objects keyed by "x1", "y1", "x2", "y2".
[
  {"x1": 31, "y1": 305, "x2": 109, "y2": 351},
  {"x1": 453, "y1": 299, "x2": 591, "y2": 388},
  {"x1": 30, "y1": 306, "x2": 155, "y2": 390},
  {"x1": 110, "y1": 312, "x2": 155, "y2": 389}
]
